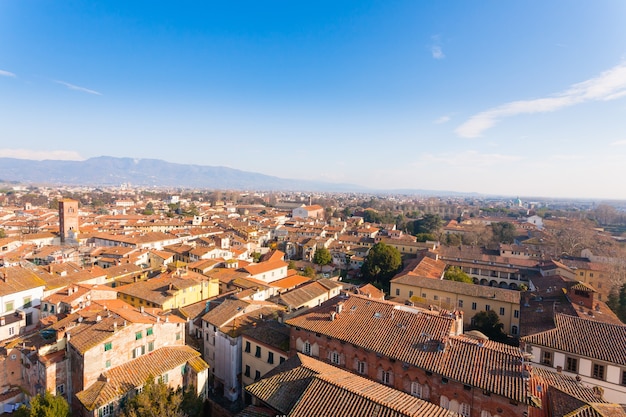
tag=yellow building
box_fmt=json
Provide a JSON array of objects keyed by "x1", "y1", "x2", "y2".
[
  {"x1": 116, "y1": 269, "x2": 219, "y2": 310},
  {"x1": 390, "y1": 264, "x2": 521, "y2": 337},
  {"x1": 241, "y1": 321, "x2": 290, "y2": 395}
]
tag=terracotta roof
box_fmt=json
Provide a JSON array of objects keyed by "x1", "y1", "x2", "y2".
[
  {"x1": 286, "y1": 295, "x2": 530, "y2": 404},
  {"x1": 75, "y1": 345, "x2": 206, "y2": 410},
  {"x1": 521, "y1": 313, "x2": 626, "y2": 365},
  {"x1": 0, "y1": 265, "x2": 47, "y2": 296},
  {"x1": 246, "y1": 353, "x2": 459, "y2": 417},
  {"x1": 269, "y1": 274, "x2": 311, "y2": 290},
  {"x1": 279, "y1": 282, "x2": 329, "y2": 309},
  {"x1": 243, "y1": 260, "x2": 288, "y2": 276}
]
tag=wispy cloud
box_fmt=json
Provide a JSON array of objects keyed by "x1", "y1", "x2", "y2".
[
  {"x1": 551, "y1": 154, "x2": 583, "y2": 161},
  {"x1": 610, "y1": 139, "x2": 626, "y2": 146},
  {"x1": 431, "y1": 46, "x2": 445, "y2": 60},
  {"x1": 434, "y1": 115, "x2": 451, "y2": 124},
  {"x1": 55, "y1": 80, "x2": 102, "y2": 95},
  {"x1": 430, "y1": 35, "x2": 445, "y2": 60},
  {"x1": 0, "y1": 148, "x2": 84, "y2": 161},
  {"x1": 0, "y1": 69, "x2": 16, "y2": 77},
  {"x1": 456, "y1": 62, "x2": 626, "y2": 138}
]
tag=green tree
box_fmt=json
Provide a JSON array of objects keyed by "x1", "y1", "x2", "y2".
[
  {"x1": 303, "y1": 266, "x2": 316, "y2": 278},
  {"x1": 471, "y1": 310, "x2": 507, "y2": 342},
  {"x1": 0, "y1": 228, "x2": 6, "y2": 238},
  {"x1": 142, "y1": 202, "x2": 154, "y2": 215},
  {"x1": 361, "y1": 242, "x2": 402, "y2": 288},
  {"x1": 607, "y1": 284, "x2": 626, "y2": 323},
  {"x1": 288, "y1": 260, "x2": 297, "y2": 270},
  {"x1": 414, "y1": 233, "x2": 436, "y2": 242},
  {"x1": 251, "y1": 252, "x2": 262, "y2": 263},
  {"x1": 413, "y1": 214, "x2": 442, "y2": 235},
  {"x1": 120, "y1": 378, "x2": 186, "y2": 417},
  {"x1": 14, "y1": 391, "x2": 70, "y2": 417},
  {"x1": 444, "y1": 267, "x2": 473, "y2": 283},
  {"x1": 313, "y1": 247, "x2": 332, "y2": 266},
  {"x1": 491, "y1": 222, "x2": 517, "y2": 244}
]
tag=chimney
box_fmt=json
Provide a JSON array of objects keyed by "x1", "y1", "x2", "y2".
[
  {"x1": 335, "y1": 303, "x2": 343, "y2": 314},
  {"x1": 140, "y1": 306, "x2": 145, "y2": 314},
  {"x1": 0, "y1": 316, "x2": 5, "y2": 326},
  {"x1": 96, "y1": 315, "x2": 102, "y2": 322},
  {"x1": 330, "y1": 311, "x2": 336, "y2": 321},
  {"x1": 66, "y1": 332, "x2": 71, "y2": 342},
  {"x1": 0, "y1": 272, "x2": 6, "y2": 282},
  {"x1": 113, "y1": 322, "x2": 117, "y2": 331}
]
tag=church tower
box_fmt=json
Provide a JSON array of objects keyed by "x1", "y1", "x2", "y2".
[{"x1": 59, "y1": 198, "x2": 79, "y2": 243}]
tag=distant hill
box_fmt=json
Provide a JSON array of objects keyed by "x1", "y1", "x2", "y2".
[
  {"x1": 0, "y1": 156, "x2": 482, "y2": 196},
  {"x1": 0, "y1": 156, "x2": 365, "y2": 191}
]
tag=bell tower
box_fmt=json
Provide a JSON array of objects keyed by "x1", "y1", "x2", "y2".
[{"x1": 59, "y1": 198, "x2": 79, "y2": 243}]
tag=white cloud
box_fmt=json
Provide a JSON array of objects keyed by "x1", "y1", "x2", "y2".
[
  {"x1": 551, "y1": 154, "x2": 583, "y2": 161},
  {"x1": 431, "y1": 45, "x2": 445, "y2": 60},
  {"x1": 456, "y1": 62, "x2": 626, "y2": 138},
  {"x1": 0, "y1": 148, "x2": 84, "y2": 161},
  {"x1": 0, "y1": 69, "x2": 16, "y2": 77},
  {"x1": 55, "y1": 80, "x2": 102, "y2": 95},
  {"x1": 434, "y1": 115, "x2": 451, "y2": 124},
  {"x1": 610, "y1": 139, "x2": 626, "y2": 146}
]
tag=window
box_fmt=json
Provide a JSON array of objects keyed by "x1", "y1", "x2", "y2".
[
  {"x1": 592, "y1": 363, "x2": 605, "y2": 380},
  {"x1": 280, "y1": 357, "x2": 286, "y2": 364},
  {"x1": 440, "y1": 395, "x2": 450, "y2": 409},
  {"x1": 411, "y1": 382, "x2": 429, "y2": 399},
  {"x1": 621, "y1": 370, "x2": 626, "y2": 386},
  {"x1": 472, "y1": 302, "x2": 477, "y2": 310},
  {"x1": 268, "y1": 352, "x2": 274, "y2": 364},
  {"x1": 566, "y1": 357, "x2": 578, "y2": 373},
  {"x1": 511, "y1": 325, "x2": 518, "y2": 335},
  {"x1": 5, "y1": 301, "x2": 14, "y2": 312},
  {"x1": 499, "y1": 307, "x2": 505, "y2": 316},
  {"x1": 303, "y1": 341, "x2": 311, "y2": 355},
  {"x1": 135, "y1": 331, "x2": 143, "y2": 340},
  {"x1": 23, "y1": 297, "x2": 32, "y2": 308},
  {"x1": 433, "y1": 295, "x2": 439, "y2": 301},
  {"x1": 356, "y1": 361, "x2": 366, "y2": 375},
  {"x1": 57, "y1": 384, "x2": 65, "y2": 395},
  {"x1": 485, "y1": 305, "x2": 491, "y2": 311},
  {"x1": 104, "y1": 342, "x2": 112, "y2": 351},
  {"x1": 330, "y1": 352, "x2": 340, "y2": 365},
  {"x1": 255, "y1": 370, "x2": 261, "y2": 380},
  {"x1": 98, "y1": 403, "x2": 114, "y2": 417},
  {"x1": 409, "y1": 291, "x2": 413, "y2": 298},
  {"x1": 159, "y1": 373, "x2": 169, "y2": 384},
  {"x1": 514, "y1": 309, "x2": 519, "y2": 318},
  {"x1": 148, "y1": 341, "x2": 154, "y2": 352},
  {"x1": 8, "y1": 327, "x2": 15, "y2": 336},
  {"x1": 542, "y1": 351, "x2": 552, "y2": 366},
  {"x1": 176, "y1": 332, "x2": 181, "y2": 341},
  {"x1": 458, "y1": 300, "x2": 463, "y2": 308},
  {"x1": 395, "y1": 288, "x2": 400, "y2": 296},
  {"x1": 245, "y1": 341, "x2": 251, "y2": 353},
  {"x1": 255, "y1": 346, "x2": 261, "y2": 358},
  {"x1": 382, "y1": 370, "x2": 391, "y2": 385},
  {"x1": 460, "y1": 403, "x2": 471, "y2": 417},
  {"x1": 106, "y1": 359, "x2": 111, "y2": 368},
  {"x1": 146, "y1": 327, "x2": 153, "y2": 336},
  {"x1": 244, "y1": 365, "x2": 251, "y2": 377}
]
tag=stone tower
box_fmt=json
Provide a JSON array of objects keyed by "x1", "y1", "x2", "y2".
[{"x1": 59, "y1": 198, "x2": 79, "y2": 243}]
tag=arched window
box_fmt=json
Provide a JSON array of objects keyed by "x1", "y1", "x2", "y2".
[
  {"x1": 512, "y1": 325, "x2": 519, "y2": 335},
  {"x1": 460, "y1": 403, "x2": 471, "y2": 417},
  {"x1": 303, "y1": 341, "x2": 311, "y2": 355},
  {"x1": 410, "y1": 382, "x2": 430, "y2": 400},
  {"x1": 481, "y1": 411, "x2": 492, "y2": 417},
  {"x1": 440, "y1": 395, "x2": 449, "y2": 409}
]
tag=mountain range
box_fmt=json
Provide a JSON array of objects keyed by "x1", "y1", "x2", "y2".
[
  {"x1": 0, "y1": 156, "x2": 476, "y2": 195},
  {"x1": 0, "y1": 156, "x2": 366, "y2": 192}
]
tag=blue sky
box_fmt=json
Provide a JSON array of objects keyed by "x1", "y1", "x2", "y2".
[{"x1": 1, "y1": 1, "x2": 626, "y2": 199}]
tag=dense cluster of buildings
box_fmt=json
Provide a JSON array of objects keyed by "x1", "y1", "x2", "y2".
[{"x1": 0, "y1": 192, "x2": 625, "y2": 416}]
